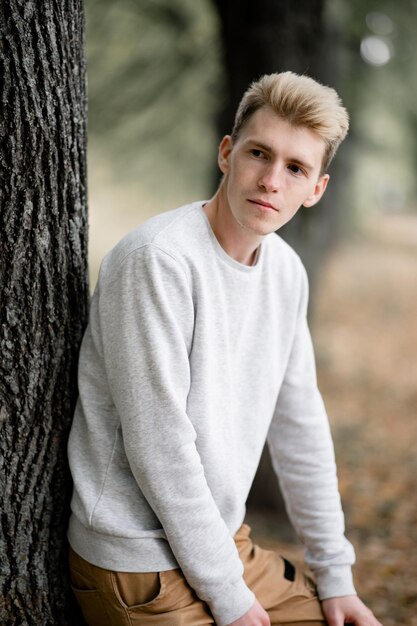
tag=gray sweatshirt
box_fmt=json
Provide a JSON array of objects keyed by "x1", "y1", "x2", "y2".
[{"x1": 68, "y1": 201, "x2": 356, "y2": 625}]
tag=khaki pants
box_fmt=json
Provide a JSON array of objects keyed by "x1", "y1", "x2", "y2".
[{"x1": 69, "y1": 524, "x2": 326, "y2": 625}]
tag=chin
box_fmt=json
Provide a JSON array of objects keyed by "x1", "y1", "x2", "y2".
[
  {"x1": 249, "y1": 224, "x2": 280, "y2": 237},
  {"x1": 250, "y1": 218, "x2": 286, "y2": 236}
]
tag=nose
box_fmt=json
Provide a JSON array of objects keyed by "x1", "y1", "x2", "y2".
[{"x1": 257, "y1": 163, "x2": 281, "y2": 193}]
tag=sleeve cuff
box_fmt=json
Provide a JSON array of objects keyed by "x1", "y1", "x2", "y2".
[
  {"x1": 315, "y1": 565, "x2": 357, "y2": 600},
  {"x1": 209, "y1": 578, "x2": 255, "y2": 626}
]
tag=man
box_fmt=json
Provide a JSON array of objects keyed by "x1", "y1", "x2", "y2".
[{"x1": 68, "y1": 72, "x2": 382, "y2": 626}]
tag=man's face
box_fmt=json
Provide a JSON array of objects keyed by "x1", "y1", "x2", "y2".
[{"x1": 218, "y1": 107, "x2": 329, "y2": 238}]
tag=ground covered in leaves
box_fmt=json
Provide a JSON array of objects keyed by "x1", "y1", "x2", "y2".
[{"x1": 248, "y1": 214, "x2": 417, "y2": 626}]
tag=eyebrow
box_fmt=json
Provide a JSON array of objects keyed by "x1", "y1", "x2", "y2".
[{"x1": 242, "y1": 138, "x2": 316, "y2": 173}]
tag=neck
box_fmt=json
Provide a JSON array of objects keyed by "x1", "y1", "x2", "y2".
[{"x1": 203, "y1": 186, "x2": 262, "y2": 266}]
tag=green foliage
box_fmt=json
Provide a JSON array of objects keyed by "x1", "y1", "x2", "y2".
[
  {"x1": 86, "y1": 0, "x2": 222, "y2": 194},
  {"x1": 327, "y1": 0, "x2": 417, "y2": 215}
]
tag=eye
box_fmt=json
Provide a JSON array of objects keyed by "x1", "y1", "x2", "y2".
[
  {"x1": 250, "y1": 149, "x2": 267, "y2": 159},
  {"x1": 288, "y1": 164, "x2": 304, "y2": 175}
]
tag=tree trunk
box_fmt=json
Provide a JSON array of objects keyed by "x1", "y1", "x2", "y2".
[
  {"x1": 212, "y1": 0, "x2": 342, "y2": 515},
  {"x1": 0, "y1": 1, "x2": 88, "y2": 623},
  {"x1": 213, "y1": 0, "x2": 325, "y2": 137}
]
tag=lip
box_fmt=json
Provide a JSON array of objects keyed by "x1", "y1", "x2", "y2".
[{"x1": 248, "y1": 198, "x2": 278, "y2": 211}]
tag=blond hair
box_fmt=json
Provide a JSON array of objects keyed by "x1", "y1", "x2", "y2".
[{"x1": 231, "y1": 72, "x2": 349, "y2": 173}]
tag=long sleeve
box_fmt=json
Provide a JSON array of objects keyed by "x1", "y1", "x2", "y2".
[
  {"x1": 98, "y1": 243, "x2": 254, "y2": 625},
  {"x1": 267, "y1": 266, "x2": 356, "y2": 600}
]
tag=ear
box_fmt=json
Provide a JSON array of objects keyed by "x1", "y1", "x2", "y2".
[
  {"x1": 218, "y1": 135, "x2": 233, "y2": 174},
  {"x1": 303, "y1": 174, "x2": 330, "y2": 207}
]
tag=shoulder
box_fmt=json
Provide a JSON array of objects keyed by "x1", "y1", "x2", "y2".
[
  {"x1": 109, "y1": 201, "x2": 203, "y2": 262},
  {"x1": 99, "y1": 201, "x2": 206, "y2": 281}
]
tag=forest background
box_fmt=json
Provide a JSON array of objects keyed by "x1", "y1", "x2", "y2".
[{"x1": 1, "y1": 0, "x2": 416, "y2": 624}]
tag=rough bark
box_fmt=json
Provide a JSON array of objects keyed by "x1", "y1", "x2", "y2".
[{"x1": 0, "y1": 1, "x2": 88, "y2": 623}]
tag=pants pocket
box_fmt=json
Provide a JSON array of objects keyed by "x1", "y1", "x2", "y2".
[{"x1": 111, "y1": 570, "x2": 165, "y2": 609}]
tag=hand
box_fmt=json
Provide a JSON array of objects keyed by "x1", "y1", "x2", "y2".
[
  {"x1": 322, "y1": 595, "x2": 383, "y2": 626},
  {"x1": 226, "y1": 598, "x2": 270, "y2": 625}
]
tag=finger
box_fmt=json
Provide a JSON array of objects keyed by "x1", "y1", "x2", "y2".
[{"x1": 325, "y1": 614, "x2": 343, "y2": 626}]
